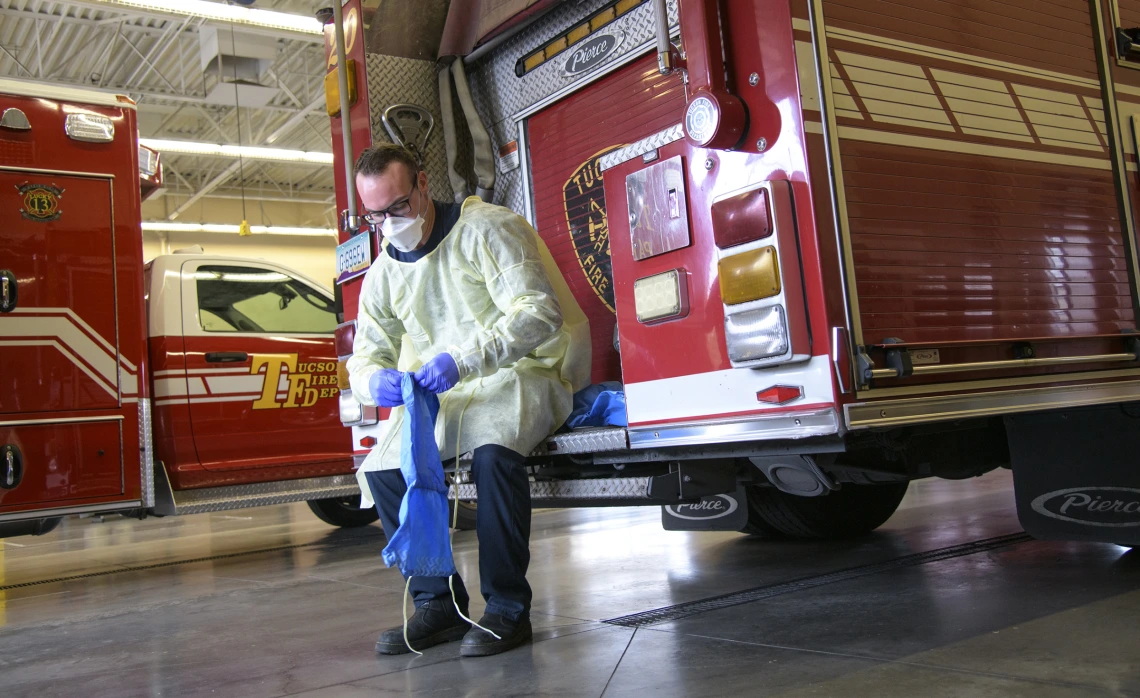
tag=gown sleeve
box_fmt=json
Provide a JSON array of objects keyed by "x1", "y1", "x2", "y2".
[
  {"x1": 448, "y1": 208, "x2": 564, "y2": 379},
  {"x1": 346, "y1": 264, "x2": 407, "y2": 405}
]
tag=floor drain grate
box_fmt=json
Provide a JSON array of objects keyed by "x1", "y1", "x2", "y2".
[{"x1": 603, "y1": 531, "x2": 1034, "y2": 627}]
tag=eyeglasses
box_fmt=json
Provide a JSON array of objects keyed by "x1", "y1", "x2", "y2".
[{"x1": 363, "y1": 184, "x2": 419, "y2": 224}]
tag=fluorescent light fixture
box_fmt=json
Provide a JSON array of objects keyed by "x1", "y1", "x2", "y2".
[
  {"x1": 95, "y1": 0, "x2": 323, "y2": 36},
  {"x1": 142, "y1": 222, "x2": 336, "y2": 237},
  {"x1": 139, "y1": 138, "x2": 333, "y2": 165}
]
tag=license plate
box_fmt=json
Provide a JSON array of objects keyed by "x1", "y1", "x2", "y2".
[{"x1": 336, "y1": 232, "x2": 372, "y2": 284}]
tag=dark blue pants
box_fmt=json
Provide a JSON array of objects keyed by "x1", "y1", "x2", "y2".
[{"x1": 364, "y1": 444, "x2": 532, "y2": 621}]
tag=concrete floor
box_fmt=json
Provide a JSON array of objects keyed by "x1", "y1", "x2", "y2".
[{"x1": 1, "y1": 469, "x2": 1138, "y2": 697}]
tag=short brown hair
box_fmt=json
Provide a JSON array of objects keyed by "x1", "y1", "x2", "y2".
[{"x1": 353, "y1": 144, "x2": 419, "y2": 185}]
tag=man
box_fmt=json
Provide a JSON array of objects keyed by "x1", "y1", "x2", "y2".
[{"x1": 346, "y1": 144, "x2": 589, "y2": 657}]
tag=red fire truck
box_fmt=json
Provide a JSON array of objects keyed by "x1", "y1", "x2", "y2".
[
  {"x1": 0, "y1": 78, "x2": 398, "y2": 538},
  {"x1": 327, "y1": 0, "x2": 1140, "y2": 545}
]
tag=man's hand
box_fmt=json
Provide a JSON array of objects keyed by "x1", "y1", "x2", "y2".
[
  {"x1": 369, "y1": 368, "x2": 405, "y2": 407},
  {"x1": 414, "y1": 353, "x2": 460, "y2": 394}
]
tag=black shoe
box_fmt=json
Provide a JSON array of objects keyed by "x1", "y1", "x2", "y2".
[
  {"x1": 460, "y1": 613, "x2": 533, "y2": 657},
  {"x1": 375, "y1": 599, "x2": 470, "y2": 655}
]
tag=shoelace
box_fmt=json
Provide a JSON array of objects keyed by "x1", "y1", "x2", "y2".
[{"x1": 400, "y1": 379, "x2": 499, "y2": 656}]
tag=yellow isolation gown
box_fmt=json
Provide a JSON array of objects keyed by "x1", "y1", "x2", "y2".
[{"x1": 347, "y1": 197, "x2": 591, "y2": 507}]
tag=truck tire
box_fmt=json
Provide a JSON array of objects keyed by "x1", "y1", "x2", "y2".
[
  {"x1": 450, "y1": 501, "x2": 477, "y2": 531},
  {"x1": 306, "y1": 496, "x2": 380, "y2": 528},
  {"x1": 306, "y1": 497, "x2": 478, "y2": 531},
  {"x1": 739, "y1": 509, "x2": 787, "y2": 539},
  {"x1": 743, "y1": 482, "x2": 908, "y2": 539}
]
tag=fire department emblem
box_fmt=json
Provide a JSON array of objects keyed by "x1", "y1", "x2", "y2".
[
  {"x1": 563, "y1": 146, "x2": 622, "y2": 312},
  {"x1": 17, "y1": 182, "x2": 63, "y2": 222}
]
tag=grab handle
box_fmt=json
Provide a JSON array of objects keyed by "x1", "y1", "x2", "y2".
[{"x1": 205, "y1": 351, "x2": 249, "y2": 364}]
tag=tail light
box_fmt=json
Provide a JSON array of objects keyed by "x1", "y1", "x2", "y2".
[
  {"x1": 718, "y1": 246, "x2": 780, "y2": 305},
  {"x1": 334, "y1": 319, "x2": 356, "y2": 358},
  {"x1": 334, "y1": 319, "x2": 378, "y2": 427},
  {"x1": 712, "y1": 180, "x2": 809, "y2": 368},
  {"x1": 724, "y1": 305, "x2": 788, "y2": 362}
]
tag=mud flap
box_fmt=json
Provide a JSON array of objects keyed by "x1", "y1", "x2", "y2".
[
  {"x1": 661, "y1": 486, "x2": 749, "y2": 531},
  {"x1": 1006, "y1": 404, "x2": 1140, "y2": 546}
]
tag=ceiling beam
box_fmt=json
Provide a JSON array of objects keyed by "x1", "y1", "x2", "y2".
[
  {"x1": 169, "y1": 94, "x2": 327, "y2": 219},
  {"x1": 121, "y1": 14, "x2": 189, "y2": 89}
]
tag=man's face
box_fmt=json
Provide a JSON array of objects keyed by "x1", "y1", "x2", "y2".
[{"x1": 356, "y1": 162, "x2": 427, "y2": 222}]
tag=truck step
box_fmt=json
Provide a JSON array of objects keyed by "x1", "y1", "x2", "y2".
[
  {"x1": 537, "y1": 427, "x2": 628, "y2": 455},
  {"x1": 154, "y1": 468, "x2": 360, "y2": 516},
  {"x1": 449, "y1": 476, "x2": 652, "y2": 506}
]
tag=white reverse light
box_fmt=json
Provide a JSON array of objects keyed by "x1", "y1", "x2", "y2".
[
  {"x1": 633, "y1": 269, "x2": 689, "y2": 323},
  {"x1": 142, "y1": 222, "x2": 336, "y2": 237},
  {"x1": 94, "y1": 0, "x2": 323, "y2": 36},
  {"x1": 725, "y1": 305, "x2": 789, "y2": 364},
  {"x1": 139, "y1": 138, "x2": 333, "y2": 165},
  {"x1": 339, "y1": 392, "x2": 363, "y2": 425}
]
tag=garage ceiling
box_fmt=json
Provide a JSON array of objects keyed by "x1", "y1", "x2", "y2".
[{"x1": 0, "y1": 0, "x2": 336, "y2": 224}]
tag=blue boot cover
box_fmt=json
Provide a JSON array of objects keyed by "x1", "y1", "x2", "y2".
[{"x1": 380, "y1": 373, "x2": 457, "y2": 579}]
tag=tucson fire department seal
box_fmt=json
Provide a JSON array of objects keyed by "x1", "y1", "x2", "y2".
[
  {"x1": 17, "y1": 182, "x2": 63, "y2": 222},
  {"x1": 563, "y1": 146, "x2": 622, "y2": 312}
]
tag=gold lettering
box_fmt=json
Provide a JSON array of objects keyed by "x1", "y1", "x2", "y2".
[
  {"x1": 285, "y1": 374, "x2": 316, "y2": 408},
  {"x1": 250, "y1": 354, "x2": 297, "y2": 409}
]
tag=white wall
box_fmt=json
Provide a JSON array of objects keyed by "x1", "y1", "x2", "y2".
[
  {"x1": 143, "y1": 231, "x2": 338, "y2": 289},
  {"x1": 142, "y1": 193, "x2": 338, "y2": 288}
]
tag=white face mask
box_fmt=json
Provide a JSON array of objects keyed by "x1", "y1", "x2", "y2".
[{"x1": 380, "y1": 213, "x2": 425, "y2": 253}]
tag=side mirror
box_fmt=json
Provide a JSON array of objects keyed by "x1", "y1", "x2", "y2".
[{"x1": 1117, "y1": 27, "x2": 1140, "y2": 60}]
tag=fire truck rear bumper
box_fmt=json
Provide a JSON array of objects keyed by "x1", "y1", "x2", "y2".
[
  {"x1": 626, "y1": 407, "x2": 841, "y2": 449},
  {"x1": 535, "y1": 406, "x2": 842, "y2": 456}
]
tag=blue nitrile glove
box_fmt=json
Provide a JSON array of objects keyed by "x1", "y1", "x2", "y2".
[
  {"x1": 369, "y1": 368, "x2": 405, "y2": 407},
  {"x1": 413, "y1": 353, "x2": 460, "y2": 394}
]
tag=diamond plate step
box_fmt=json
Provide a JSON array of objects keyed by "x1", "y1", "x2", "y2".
[
  {"x1": 450, "y1": 476, "x2": 651, "y2": 502},
  {"x1": 161, "y1": 474, "x2": 360, "y2": 516},
  {"x1": 536, "y1": 427, "x2": 629, "y2": 456}
]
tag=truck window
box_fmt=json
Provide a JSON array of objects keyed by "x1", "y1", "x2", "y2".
[{"x1": 195, "y1": 265, "x2": 336, "y2": 334}]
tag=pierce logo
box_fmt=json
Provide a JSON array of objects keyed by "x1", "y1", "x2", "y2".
[
  {"x1": 564, "y1": 33, "x2": 621, "y2": 76},
  {"x1": 665, "y1": 494, "x2": 739, "y2": 520},
  {"x1": 1030, "y1": 487, "x2": 1140, "y2": 527}
]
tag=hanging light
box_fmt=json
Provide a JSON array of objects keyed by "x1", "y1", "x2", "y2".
[
  {"x1": 93, "y1": 0, "x2": 323, "y2": 36},
  {"x1": 142, "y1": 222, "x2": 337, "y2": 237},
  {"x1": 138, "y1": 139, "x2": 334, "y2": 164}
]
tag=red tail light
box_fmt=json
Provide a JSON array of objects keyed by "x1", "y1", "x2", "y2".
[
  {"x1": 756, "y1": 385, "x2": 804, "y2": 405},
  {"x1": 334, "y1": 320, "x2": 356, "y2": 358},
  {"x1": 711, "y1": 186, "x2": 771, "y2": 249}
]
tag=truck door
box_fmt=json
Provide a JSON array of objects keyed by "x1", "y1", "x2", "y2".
[
  {"x1": 0, "y1": 171, "x2": 122, "y2": 414},
  {"x1": 178, "y1": 259, "x2": 346, "y2": 473}
]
